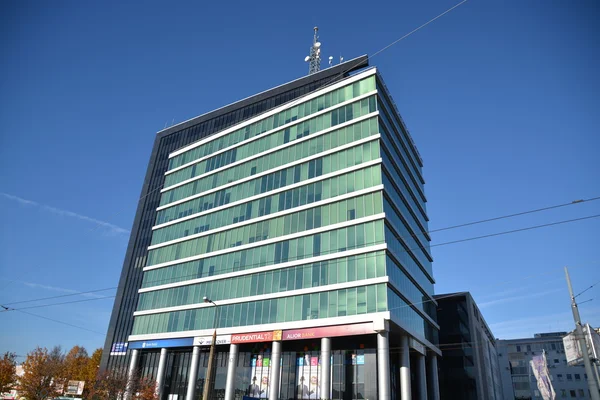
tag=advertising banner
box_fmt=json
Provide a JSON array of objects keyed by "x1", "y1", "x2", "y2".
[
  {"x1": 282, "y1": 323, "x2": 373, "y2": 341},
  {"x1": 563, "y1": 324, "x2": 600, "y2": 366},
  {"x1": 247, "y1": 354, "x2": 273, "y2": 399},
  {"x1": 128, "y1": 337, "x2": 194, "y2": 349},
  {"x1": 65, "y1": 381, "x2": 85, "y2": 396},
  {"x1": 193, "y1": 334, "x2": 232, "y2": 346},
  {"x1": 232, "y1": 331, "x2": 280, "y2": 344},
  {"x1": 530, "y1": 353, "x2": 556, "y2": 400}
]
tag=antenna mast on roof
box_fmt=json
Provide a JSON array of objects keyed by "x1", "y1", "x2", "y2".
[{"x1": 304, "y1": 27, "x2": 321, "y2": 75}]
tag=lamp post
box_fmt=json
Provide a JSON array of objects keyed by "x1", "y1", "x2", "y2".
[{"x1": 202, "y1": 296, "x2": 219, "y2": 400}]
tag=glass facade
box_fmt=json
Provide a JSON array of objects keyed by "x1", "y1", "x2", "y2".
[
  {"x1": 105, "y1": 61, "x2": 439, "y2": 399},
  {"x1": 129, "y1": 69, "x2": 438, "y2": 348}
]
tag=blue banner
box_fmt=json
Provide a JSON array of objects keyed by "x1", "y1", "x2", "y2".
[{"x1": 129, "y1": 337, "x2": 194, "y2": 349}]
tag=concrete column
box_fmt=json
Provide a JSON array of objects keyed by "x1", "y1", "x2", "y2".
[
  {"x1": 156, "y1": 348, "x2": 168, "y2": 400},
  {"x1": 377, "y1": 331, "x2": 391, "y2": 400},
  {"x1": 321, "y1": 338, "x2": 331, "y2": 400},
  {"x1": 417, "y1": 353, "x2": 427, "y2": 400},
  {"x1": 185, "y1": 346, "x2": 201, "y2": 400},
  {"x1": 268, "y1": 340, "x2": 282, "y2": 400},
  {"x1": 224, "y1": 343, "x2": 239, "y2": 400},
  {"x1": 427, "y1": 353, "x2": 440, "y2": 400},
  {"x1": 124, "y1": 349, "x2": 140, "y2": 400},
  {"x1": 400, "y1": 335, "x2": 411, "y2": 400}
]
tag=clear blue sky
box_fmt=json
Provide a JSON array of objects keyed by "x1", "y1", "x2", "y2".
[{"x1": 1, "y1": 0, "x2": 598, "y2": 360}]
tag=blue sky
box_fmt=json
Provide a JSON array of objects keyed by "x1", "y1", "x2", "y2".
[{"x1": 1, "y1": 0, "x2": 598, "y2": 359}]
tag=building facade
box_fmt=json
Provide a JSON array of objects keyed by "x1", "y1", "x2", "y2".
[
  {"x1": 497, "y1": 332, "x2": 595, "y2": 399},
  {"x1": 101, "y1": 57, "x2": 440, "y2": 400},
  {"x1": 434, "y1": 292, "x2": 503, "y2": 400}
]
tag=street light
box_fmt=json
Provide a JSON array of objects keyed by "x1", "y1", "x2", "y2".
[{"x1": 202, "y1": 296, "x2": 219, "y2": 400}]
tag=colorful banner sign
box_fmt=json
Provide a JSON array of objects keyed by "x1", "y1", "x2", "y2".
[
  {"x1": 232, "y1": 331, "x2": 277, "y2": 344},
  {"x1": 129, "y1": 337, "x2": 194, "y2": 349},
  {"x1": 282, "y1": 323, "x2": 373, "y2": 341},
  {"x1": 193, "y1": 334, "x2": 232, "y2": 346}
]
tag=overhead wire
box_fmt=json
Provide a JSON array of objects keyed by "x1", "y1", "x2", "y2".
[
  {"x1": 3, "y1": 212, "x2": 598, "y2": 314},
  {"x1": 86, "y1": 0, "x2": 471, "y2": 236}
]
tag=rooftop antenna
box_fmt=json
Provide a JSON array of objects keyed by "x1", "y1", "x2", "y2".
[{"x1": 304, "y1": 26, "x2": 321, "y2": 75}]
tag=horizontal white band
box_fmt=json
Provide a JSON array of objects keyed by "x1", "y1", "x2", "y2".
[
  {"x1": 154, "y1": 159, "x2": 382, "y2": 227},
  {"x1": 157, "y1": 133, "x2": 380, "y2": 210},
  {"x1": 166, "y1": 91, "x2": 377, "y2": 177},
  {"x1": 148, "y1": 185, "x2": 384, "y2": 250},
  {"x1": 134, "y1": 276, "x2": 388, "y2": 316},
  {"x1": 144, "y1": 213, "x2": 385, "y2": 271},
  {"x1": 140, "y1": 243, "x2": 387, "y2": 293},
  {"x1": 168, "y1": 68, "x2": 377, "y2": 159}
]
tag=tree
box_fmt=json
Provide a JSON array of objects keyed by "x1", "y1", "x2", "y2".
[
  {"x1": 20, "y1": 346, "x2": 65, "y2": 400},
  {"x1": 0, "y1": 352, "x2": 17, "y2": 394},
  {"x1": 81, "y1": 348, "x2": 102, "y2": 399},
  {"x1": 62, "y1": 346, "x2": 89, "y2": 382},
  {"x1": 86, "y1": 368, "x2": 157, "y2": 400}
]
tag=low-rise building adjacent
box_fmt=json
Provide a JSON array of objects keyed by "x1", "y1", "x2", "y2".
[
  {"x1": 435, "y1": 292, "x2": 504, "y2": 400},
  {"x1": 497, "y1": 332, "x2": 594, "y2": 399}
]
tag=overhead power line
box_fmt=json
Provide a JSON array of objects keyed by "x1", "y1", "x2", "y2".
[
  {"x1": 1, "y1": 295, "x2": 116, "y2": 312},
  {"x1": 89, "y1": 0, "x2": 470, "y2": 235},
  {"x1": 12, "y1": 308, "x2": 106, "y2": 336},
  {"x1": 1, "y1": 286, "x2": 117, "y2": 306},
  {"x1": 429, "y1": 196, "x2": 600, "y2": 234},
  {"x1": 3, "y1": 213, "x2": 598, "y2": 317}
]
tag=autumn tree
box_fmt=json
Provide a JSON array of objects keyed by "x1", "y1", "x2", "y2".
[
  {"x1": 62, "y1": 346, "x2": 89, "y2": 381},
  {"x1": 81, "y1": 348, "x2": 102, "y2": 399},
  {"x1": 0, "y1": 352, "x2": 17, "y2": 394},
  {"x1": 20, "y1": 346, "x2": 66, "y2": 400},
  {"x1": 86, "y1": 368, "x2": 157, "y2": 400}
]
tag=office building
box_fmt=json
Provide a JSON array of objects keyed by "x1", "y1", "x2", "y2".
[
  {"x1": 434, "y1": 292, "x2": 503, "y2": 400},
  {"x1": 101, "y1": 55, "x2": 440, "y2": 400},
  {"x1": 497, "y1": 332, "x2": 594, "y2": 399}
]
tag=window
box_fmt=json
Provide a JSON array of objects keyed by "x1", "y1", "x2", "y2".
[
  {"x1": 567, "y1": 374, "x2": 572, "y2": 381},
  {"x1": 560, "y1": 389, "x2": 566, "y2": 398},
  {"x1": 577, "y1": 389, "x2": 584, "y2": 397},
  {"x1": 516, "y1": 345, "x2": 521, "y2": 352},
  {"x1": 554, "y1": 359, "x2": 559, "y2": 364},
  {"x1": 557, "y1": 374, "x2": 563, "y2": 381},
  {"x1": 570, "y1": 390, "x2": 576, "y2": 398},
  {"x1": 574, "y1": 373, "x2": 580, "y2": 381},
  {"x1": 527, "y1": 345, "x2": 532, "y2": 352}
]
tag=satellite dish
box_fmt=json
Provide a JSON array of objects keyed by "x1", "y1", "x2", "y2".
[
  {"x1": 314, "y1": 42, "x2": 321, "y2": 48},
  {"x1": 304, "y1": 56, "x2": 310, "y2": 62}
]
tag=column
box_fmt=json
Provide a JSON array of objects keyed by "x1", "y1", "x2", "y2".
[
  {"x1": 156, "y1": 348, "x2": 168, "y2": 399},
  {"x1": 427, "y1": 353, "x2": 440, "y2": 400},
  {"x1": 224, "y1": 343, "x2": 239, "y2": 400},
  {"x1": 124, "y1": 349, "x2": 140, "y2": 400},
  {"x1": 400, "y1": 335, "x2": 411, "y2": 400},
  {"x1": 417, "y1": 353, "x2": 427, "y2": 400},
  {"x1": 185, "y1": 346, "x2": 201, "y2": 400},
  {"x1": 268, "y1": 340, "x2": 282, "y2": 400},
  {"x1": 377, "y1": 331, "x2": 391, "y2": 400},
  {"x1": 321, "y1": 338, "x2": 331, "y2": 400}
]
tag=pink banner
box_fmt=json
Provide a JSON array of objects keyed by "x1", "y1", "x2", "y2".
[{"x1": 282, "y1": 323, "x2": 374, "y2": 341}]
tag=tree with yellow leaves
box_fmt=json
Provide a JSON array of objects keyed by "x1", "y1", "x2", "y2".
[
  {"x1": 20, "y1": 346, "x2": 65, "y2": 400},
  {"x1": 0, "y1": 352, "x2": 17, "y2": 394}
]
